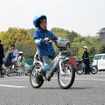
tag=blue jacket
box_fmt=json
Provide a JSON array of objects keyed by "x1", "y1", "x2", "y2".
[{"x1": 33, "y1": 28, "x2": 66, "y2": 56}]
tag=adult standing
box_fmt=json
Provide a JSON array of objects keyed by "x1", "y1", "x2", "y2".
[
  {"x1": 4, "y1": 45, "x2": 15, "y2": 71},
  {"x1": 11, "y1": 44, "x2": 18, "y2": 69},
  {"x1": 0, "y1": 40, "x2": 4, "y2": 77}
]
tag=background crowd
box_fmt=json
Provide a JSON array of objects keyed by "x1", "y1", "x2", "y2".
[{"x1": 0, "y1": 40, "x2": 25, "y2": 78}]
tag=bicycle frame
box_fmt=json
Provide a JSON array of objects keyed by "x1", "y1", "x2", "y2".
[
  {"x1": 34, "y1": 50, "x2": 73, "y2": 80},
  {"x1": 46, "y1": 52, "x2": 65, "y2": 79},
  {"x1": 33, "y1": 39, "x2": 77, "y2": 80}
]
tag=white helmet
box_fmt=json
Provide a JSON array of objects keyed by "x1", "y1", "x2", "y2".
[
  {"x1": 19, "y1": 51, "x2": 23, "y2": 54},
  {"x1": 83, "y1": 46, "x2": 88, "y2": 50}
]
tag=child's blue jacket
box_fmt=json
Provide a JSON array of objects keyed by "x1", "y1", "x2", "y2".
[{"x1": 33, "y1": 28, "x2": 66, "y2": 56}]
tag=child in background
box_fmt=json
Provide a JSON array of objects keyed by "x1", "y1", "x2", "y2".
[
  {"x1": 18, "y1": 51, "x2": 25, "y2": 75},
  {"x1": 82, "y1": 46, "x2": 90, "y2": 74}
]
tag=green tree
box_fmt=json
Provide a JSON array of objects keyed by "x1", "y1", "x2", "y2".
[
  {"x1": 0, "y1": 27, "x2": 37, "y2": 58},
  {"x1": 0, "y1": 27, "x2": 100, "y2": 58},
  {"x1": 99, "y1": 44, "x2": 105, "y2": 53}
]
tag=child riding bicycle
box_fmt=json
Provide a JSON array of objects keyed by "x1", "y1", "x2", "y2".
[{"x1": 33, "y1": 14, "x2": 69, "y2": 75}]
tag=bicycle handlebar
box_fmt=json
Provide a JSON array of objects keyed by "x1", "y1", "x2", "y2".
[{"x1": 48, "y1": 36, "x2": 70, "y2": 49}]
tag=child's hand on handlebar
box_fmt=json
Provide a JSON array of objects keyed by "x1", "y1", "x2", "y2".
[{"x1": 44, "y1": 37, "x2": 50, "y2": 42}]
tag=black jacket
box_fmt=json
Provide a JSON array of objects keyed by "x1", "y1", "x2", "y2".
[
  {"x1": 82, "y1": 52, "x2": 89, "y2": 64},
  {"x1": 0, "y1": 44, "x2": 4, "y2": 64}
]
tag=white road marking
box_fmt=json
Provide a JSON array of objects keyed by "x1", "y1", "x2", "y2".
[{"x1": 0, "y1": 84, "x2": 27, "y2": 88}]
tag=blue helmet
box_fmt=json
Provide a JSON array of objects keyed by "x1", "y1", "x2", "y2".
[{"x1": 33, "y1": 14, "x2": 47, "y2": 27}]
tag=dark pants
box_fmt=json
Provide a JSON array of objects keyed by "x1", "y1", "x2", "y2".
[
  {"x1": 0, "y1": 64, "x2": 3, "y2": 75},
  {"x1": 85, "y1": 63, "x2": 90, "y2": 74}
]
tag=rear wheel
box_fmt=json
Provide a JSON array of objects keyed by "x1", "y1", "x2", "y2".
[
  {"x1": 58, "y1": 61, "x2": 75, "y2": 89},
  {"x1": 91, "y1": 66, "x2": 98, "y2": 74},
  {"x1": 30, "y1": 64, "x2": 44, "y2": 88}
]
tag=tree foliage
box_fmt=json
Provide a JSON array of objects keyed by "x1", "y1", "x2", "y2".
[
  {"x1": 0, "y1": 27, "x2": 103, "y2": 58},
  {"x1": 51, "y1": 27, "x2": 78, "y2": 42},
  {"x1": 0, "y1": 28, "x2": 37, "y2": 58}
]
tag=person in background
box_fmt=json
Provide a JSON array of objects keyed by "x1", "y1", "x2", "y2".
[
  {"x1": 82, "y1": 46, "x2": 90, "y2": 74},
  {"x1": 0, "y1": 40, "x2": 4, "y2": 78},
  {"x1": 4, "y1": 45, "x2": 15, "y2": 71},
  {"x1": 18, "y1": 51, "x2": 25, "y2": 75},
  {"x1": 11, "y1": 44, "x2": 18, "y2": 69}
]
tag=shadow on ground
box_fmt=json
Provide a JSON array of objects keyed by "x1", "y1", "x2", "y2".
[{"x1": 38, "y1": 86, "x2": 92, "y2": 90}]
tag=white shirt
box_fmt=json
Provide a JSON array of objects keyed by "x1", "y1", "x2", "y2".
[
  {"x1": 18, "y1": 56, "x2": 25, "y2": 65},
  {"x1": 12, "y1": 49, "x2": 18, "y2": 62}
]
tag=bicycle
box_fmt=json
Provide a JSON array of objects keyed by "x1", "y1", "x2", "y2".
[
  {"x1": 76, "y1": 59, "x2": 98, "y2": 75},
  {"x1": 30, "y1": 37, "x2": 76, "y2": 89}
]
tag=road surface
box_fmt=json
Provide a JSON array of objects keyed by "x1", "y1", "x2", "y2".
[{"x1": 0, "y1": 72, "x2": 105, "y2": 105}]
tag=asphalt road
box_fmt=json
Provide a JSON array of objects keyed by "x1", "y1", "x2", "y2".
[{"x1": 0, "y1": 72, "x2": 105, "y2": 105}]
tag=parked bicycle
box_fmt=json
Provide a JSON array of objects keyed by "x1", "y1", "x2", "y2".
[
  {"x1": 2, "y1": 62, "x2": 20, "y2": 77},
  {"x1": 76, "y1": 59, "x2": 98, "y2": 75}
]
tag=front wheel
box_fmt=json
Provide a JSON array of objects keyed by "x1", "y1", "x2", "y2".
[
  {"x1": 76, "y1": 67, "x2": 84, "y2": 75},
  {"x1": 91, "y1": 66, "x2": 98, "y2": 74},
  {"x1": 30, "y1": 65, "x2": 44, "y2": 88},
  {"x1": 58, "y1": 61, "x2": 75, "y2": 89}
]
